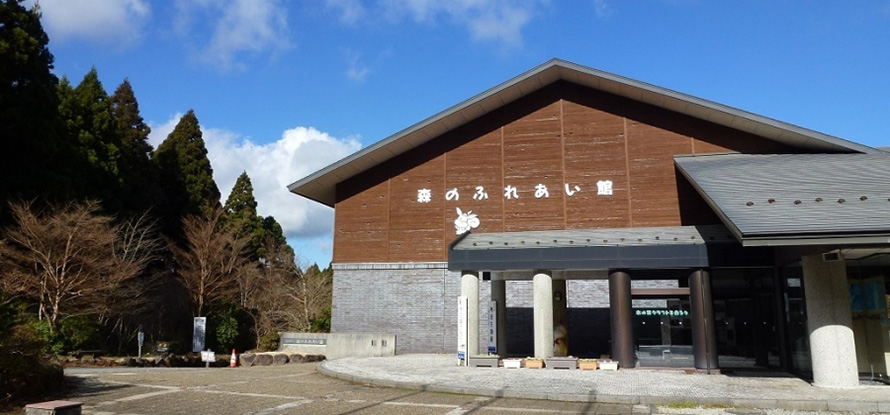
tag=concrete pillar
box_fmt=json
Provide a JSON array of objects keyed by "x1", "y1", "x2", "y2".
[
  {"x1": 609, "y1": 271, "x2": 634, "y2": 369},
  {"x1": 552, "y1": 279, "x2": 568, "y2": 356},
  {"x1": 461, "y1": 271, "x2": 480, "y2": 357},
  {"x1": 801, "y1": 254, "x2": 858, "y2": 388},
  {"x1": 490, "y1": 279, "x2": 507, "y2": 356},
  {"x1": 689, "y1": 269, "x2": 719, "y2": 371},
  {"x1": 533, "y1": 271, "x2": 554, "y2": 358}
]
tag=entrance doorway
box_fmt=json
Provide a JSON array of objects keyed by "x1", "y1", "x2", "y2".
[
  {"x1": 633, "y1": 297, "x2": 694, "y2": 367},
  {"x1": 628, "y1": 270, "x2": 695, "y2": 368},
  {"x1": 711, "y1": 268, "x2": 781, "y2": 369}
]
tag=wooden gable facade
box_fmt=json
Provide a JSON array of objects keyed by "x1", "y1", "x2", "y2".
[{"x1": 332, "y1": 81, "x2": 798, "y2": 264}]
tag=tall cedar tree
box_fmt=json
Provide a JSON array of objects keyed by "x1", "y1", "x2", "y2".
[
  {"x1": 0, "y1": 0, "x2": 73, "y2": 217},
  {"x1": 58, "y1": 69, "x2": 123, "y2": 210},
  {"x1": 223, "y1": 172, "x2": 265, "y2": 259},
  {"x1": 153, "y1": 110, "x2": 221, "y2": 238},
  {"x1": 261, "y1": 215, "x2": 293, "y2": 259},
  {"x1": 110, "y1": 79, "x2": 162, "y2": 215}
]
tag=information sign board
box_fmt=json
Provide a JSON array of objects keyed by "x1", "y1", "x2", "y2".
[
  {"x1": 457, "y1": 296, "x2": 467, "y2": 361},
  {"x1": 487, "y1": 301, "x2": 497, "y2": 354}
]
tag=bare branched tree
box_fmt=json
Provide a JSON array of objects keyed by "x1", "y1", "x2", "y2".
[
  {"x1": 249, "y1": 237, "x2": 302, "y2": 343},
  {"x1": 170, "y1": 208, "x2": 248, "y2": 317},
  {"x1": 0, "y1": 201, "x2": 160, "y2": 335},
  {"x1": 295, "y1": 265, "x2": 332, "y2": 331},
  {"x1": 242, "y1": 236, "x2": 332, "y2": 347},
  {"x1": 101, "y1": 212, "x2": 164, "y2": 351}
]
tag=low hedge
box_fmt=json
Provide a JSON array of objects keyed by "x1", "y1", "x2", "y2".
[{"x1": 0, "y1": 324, "x2": 65, "y2": 410}]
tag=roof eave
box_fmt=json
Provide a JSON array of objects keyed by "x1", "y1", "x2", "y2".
[
  {"x1": 288, "y1": 58, "x2": 877, "y2": 207},
  {"x1": 741, "y1": 234, "x2": 890, "y2": 247}
]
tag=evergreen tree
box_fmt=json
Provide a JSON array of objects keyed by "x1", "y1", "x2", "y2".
[
  {"x1": 153, "y1": 110, "x2": 221, "y2": 237},
  {"x1": 261, "y1": 215, "x2": 293, "y2": 259},
  {"x1": 0, "y1": 0, "x2": 70, "y2": 215},
  {"x1": 223, "y1": 171, "x2": 265, "y2": 258},
  {"x1": 58, "y1": 68, "x2": 122, "y2": 209},
  {"x1": 110, "y1": 79, "x2": 161, "y2": 215}
]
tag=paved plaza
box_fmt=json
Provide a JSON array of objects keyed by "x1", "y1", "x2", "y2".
[
  {"x1": 61, "y1": 363, "x2": 642, "y2": 415},
  {"x1": 319, "y1": 355, "x2": 890, "y2": 414},
  {"x1": 49, "y1": 356, "x2": 890, "y2": 415}
]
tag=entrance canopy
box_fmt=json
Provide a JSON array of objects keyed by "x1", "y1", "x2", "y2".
[
  {"x1": 448, "y1": 225, "x2": 770, "y2": 271},
  {"x1": 675, "y1": 153, "x2": 890, "y2": 246}
]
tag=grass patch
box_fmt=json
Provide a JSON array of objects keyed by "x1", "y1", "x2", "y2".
[
  {"x1": 664, "y1": 401, "x2": 698, "y2": 409},
  {"x1": 661, "y1": 401, "x2": 731, "y2": 411}
]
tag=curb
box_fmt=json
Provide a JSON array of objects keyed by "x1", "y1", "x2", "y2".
[{"x1": 316, "y1": 361, "x2": 890, "y2": 414}]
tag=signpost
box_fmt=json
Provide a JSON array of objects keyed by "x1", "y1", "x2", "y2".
[
  {"x1": 457, "y1": 296, "x2": 468, "y2": 365},
  {"x1": 487, "y1": 300, "x2": 497, "y2": 354},
  {"x1": 193, "y1": 317, "x2": 206, "y2": 353},
  {"x1": 137, "y1": 331, "x2": 144, "y2": 357},
  {"x1": 200, "y1": 350, "x2": 216, "y2": 368}
]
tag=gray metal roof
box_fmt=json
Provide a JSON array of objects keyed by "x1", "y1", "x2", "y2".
[
  {"x1": 446, "y1": 225, "x2": 776, "y2": 271},
  {"x1": 288, "y1": 59, "x2": 876, "y2": 207},
  {"x1": 675, "y1": 153, "x2": 890, "y2": 246},
  {"x1": 451, "y1": 225, "x2": 736, "y2": 250}
]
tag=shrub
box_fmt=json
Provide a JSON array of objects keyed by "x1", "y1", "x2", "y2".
[
  {"x1": 206, "y1": 300, "x2": 254, "y2": 353},
  {"x1": 0, "y1": 299, "x2": 64, "y2": 410},
  {"x1": 58, "y1": 315, "x2": 104, "y2": 353},
  {"x1": 310, "y1": 305, "x2": 331, "y2": 333},
  {"x1": 30, "y1": 315, "x2": 103, "y2": 355},
  {"x1": 257, "y1": 332, "x2": 279, "y2": 352}
]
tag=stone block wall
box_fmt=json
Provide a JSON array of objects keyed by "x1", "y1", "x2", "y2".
[{"x1": 332, "y1": 264, "x2": 681, "y2": 356}]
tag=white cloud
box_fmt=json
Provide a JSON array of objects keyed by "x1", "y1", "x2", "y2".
[
  {"x1": 593, "y1": 0, "x2": 613, "y2": 20},
  {"x1": 344, "y1": 48, "x2": 370, "y2": 82},
  {"x1": 326, "y1": 0, "x2": 366, "y2": 24},
  {"x1": 157, "y1": 120, "x2": 361, "y2": 239},
  {"x1": 380, "y1": 0, "x2": 543, "y2": 47},
  {"x1": 149, "y1": 116, "x2": 357, "y2": 264},
  {"x1": 175, "y1": 0, "x2": 291, "y2": 72},
  {"x1": 147, "y1": 113, "x2": 181, "y2": 149},
  {"x1": 30, "y1": 0, "x2": 150, "y2": 48},
  {"x1": 205, "y1": 126, "x2": 361, "y2": 239},
  {"x1": 463, "y1": 4, "x2": 531, "y2": 46}
]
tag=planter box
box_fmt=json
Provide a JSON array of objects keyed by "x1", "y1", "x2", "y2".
[
  {"x1": 599, "y1": 360, "x2": 618, "y2": 371},
  {"x1": 503, "y1": 358, "x2": 522, "y2": 369},
  {"x1": 468, "y1": 355, "x2": 499, "y2": 368},
  {"x1": 546, "y1": 356, "x2": 578, "y2": 370},
  {"x1": 578, "y1": 360, "x2": 598, "y2": 371},
  {"x1": 524, "y1": 359, "x2": 544, "y2": 369}
]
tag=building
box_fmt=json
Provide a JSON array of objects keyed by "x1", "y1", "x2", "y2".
[{"x1": 288, "y1": 59, "x2": 890, "y2": 388}]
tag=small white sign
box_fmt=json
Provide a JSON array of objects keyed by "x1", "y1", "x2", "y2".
[
  {"x1": 457, "y1": 296, "x2": 468, "y2": 361},
  {"x1": 200, "y1": 350, "x2": 216, "y2": 362},
  {"x1": 487, "y1": 301, "x2": 497, "y2": 354}
]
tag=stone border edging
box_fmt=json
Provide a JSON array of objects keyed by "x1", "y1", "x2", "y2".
[{"x1": 316, "y1": 360, "x2": 890, "y2": 413}]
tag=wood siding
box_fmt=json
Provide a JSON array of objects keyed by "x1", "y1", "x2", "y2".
[{"x1": 333, "y1": 82, "x2": 796, "y2": 263}]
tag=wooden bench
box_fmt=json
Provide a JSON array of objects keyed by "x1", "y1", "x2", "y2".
[{"x1": 25, "y1": 400, "x2": 82, "y2": 415}]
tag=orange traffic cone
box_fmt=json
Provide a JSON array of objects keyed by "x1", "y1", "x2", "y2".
[{"x1": 230, "y1": 349, "x2": 237, "y2": 367}]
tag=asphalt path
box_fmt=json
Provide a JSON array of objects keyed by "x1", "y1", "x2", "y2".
[{"x1": 62, "y1": 364, "x2": 643, "y2": 415}]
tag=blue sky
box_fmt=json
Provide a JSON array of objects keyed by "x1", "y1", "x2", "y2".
[{"x1": 31, "y1": 0, "x2": 890, "y2": 267}]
